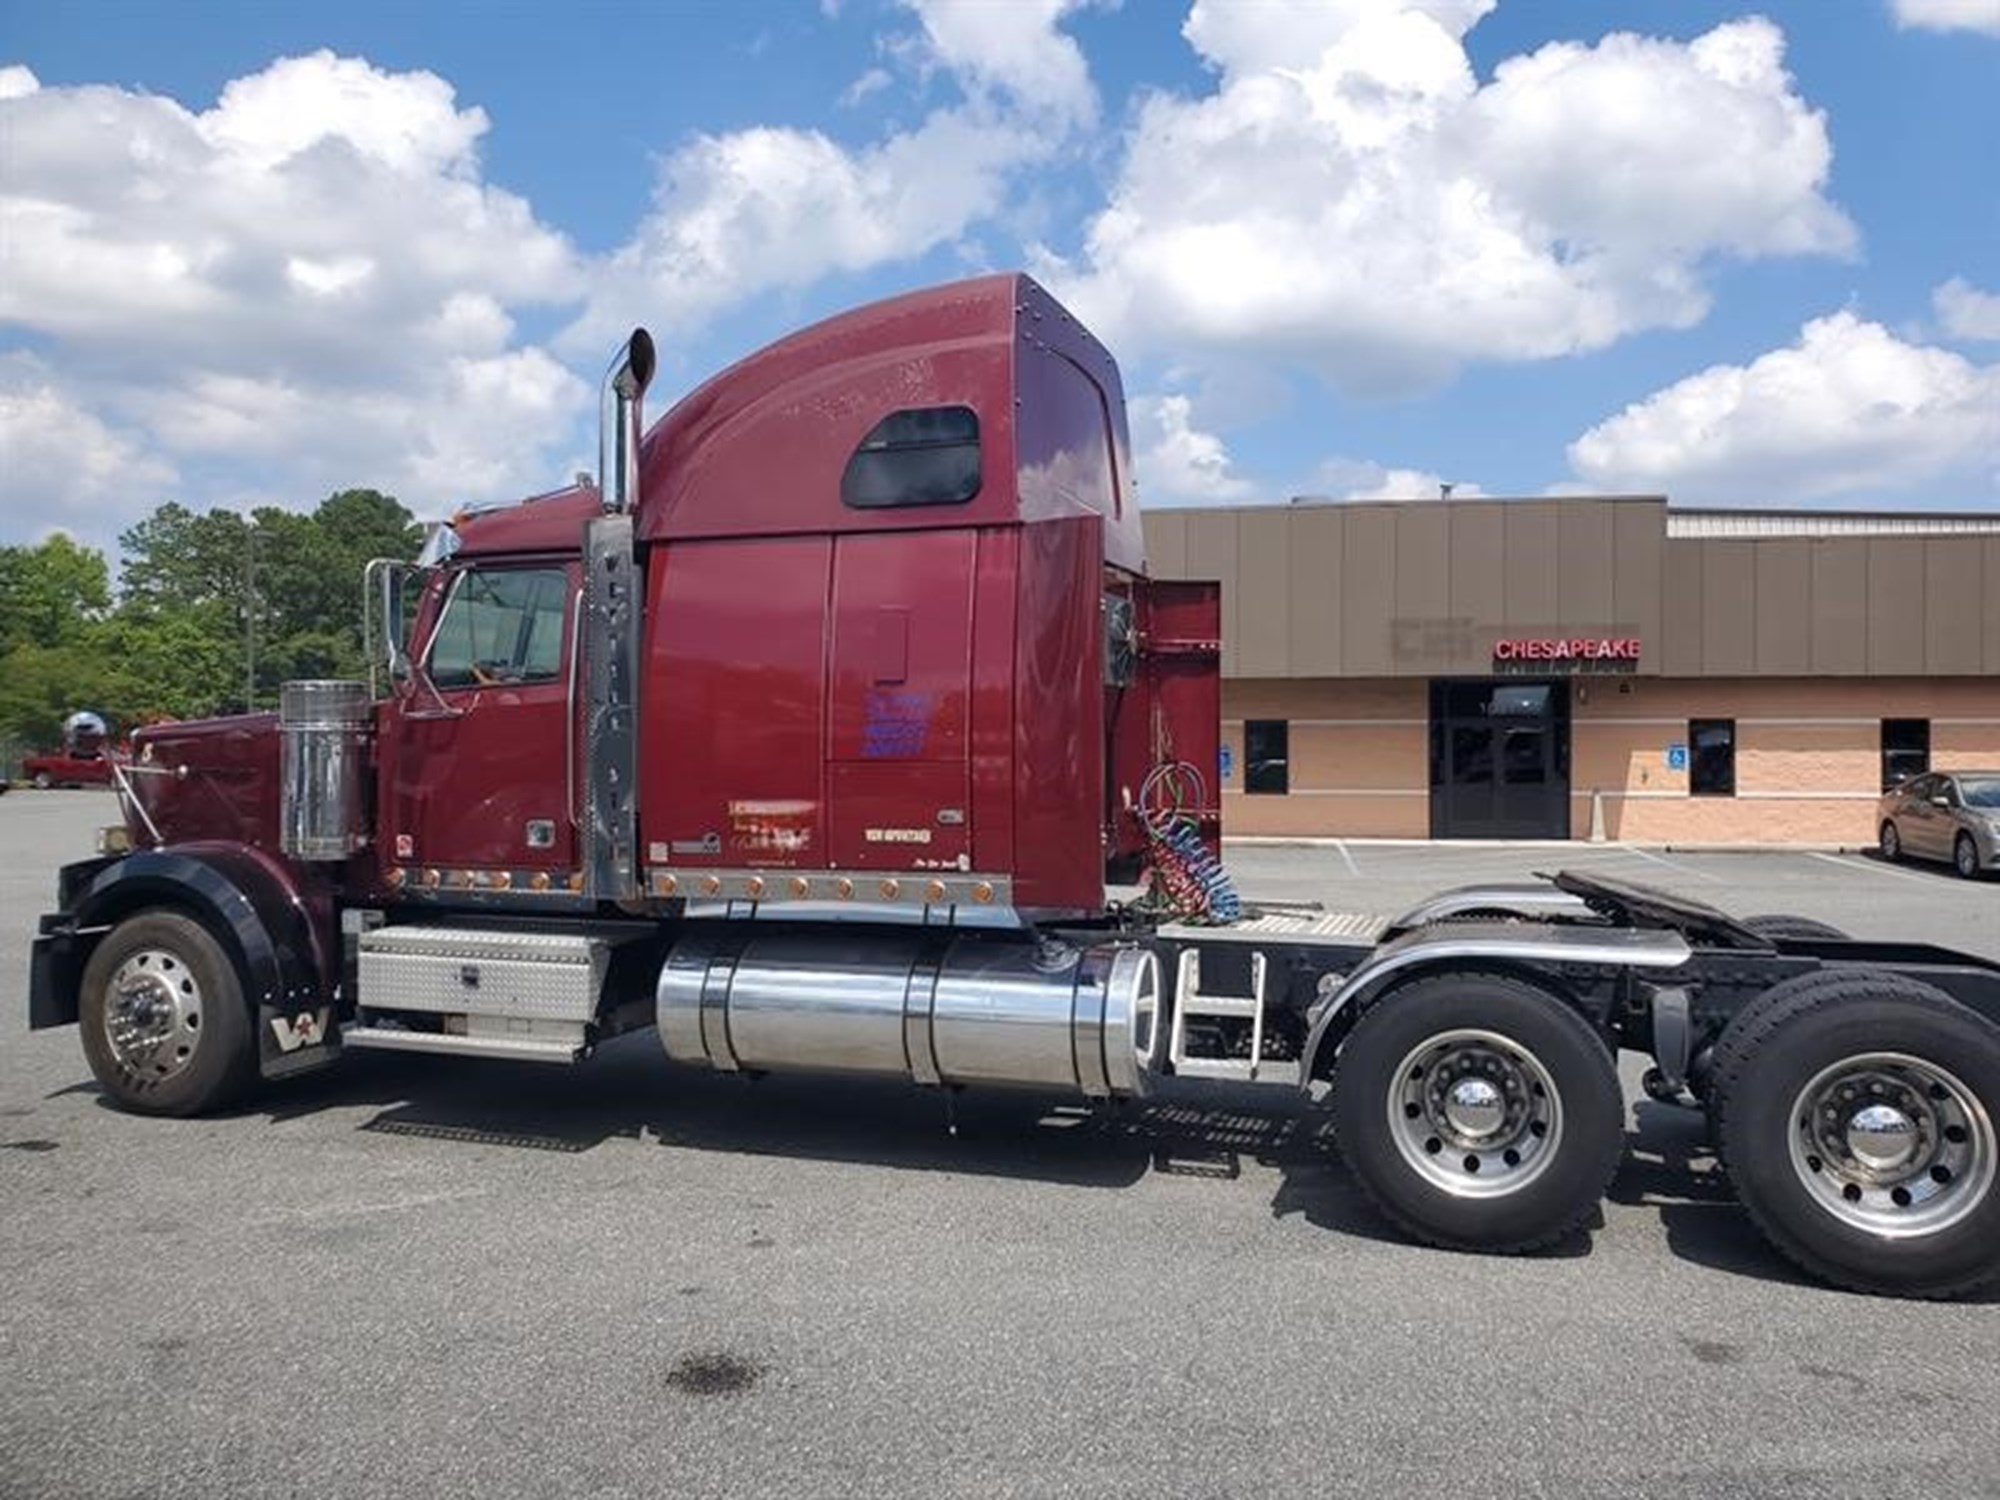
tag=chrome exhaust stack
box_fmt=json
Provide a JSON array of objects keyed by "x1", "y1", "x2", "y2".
[
  {"x1": 580, "y1": 327, "x2": 655, "y2": 904},
  {"x1": 597, "y1": 329, "x2": 657, "y2": 514}
]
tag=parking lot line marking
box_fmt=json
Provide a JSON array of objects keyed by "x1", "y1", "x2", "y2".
[
  {"x1": 1335, "y1": 840, "x2": 1360, "y2": 878},
  {"x1": 1804, "y1": 850, "x2": 1938, "y2": 886},
  {"x1": 1618, "y1": 845, "x2": 1721, "y2": 883}
]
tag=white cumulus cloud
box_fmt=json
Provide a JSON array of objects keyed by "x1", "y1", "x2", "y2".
[
  {"x1": 1130, "y1": 394, "x2": 1256, "y2": 503},
  {"x1": 1891, "y1": 0, "x2": 2000, "y2": 36},
  {"x1": 1935, "y1": 278, "x2": 2000, "y2": 342},
  {"x1": 1045, "y1": 8, "x2": 1853, "y2": 396},
  {"x1": 1566, "y1": 313, "x2": 2000, "y2": 504},
  {"x1": 0, "y1": 52, "x2": 590, "y2": 544},
  {"x1": 1315, "y1": 457, "x2": 1483, "y2": 501},
  {"x1": 566, "y1": 0, "x2": 1097, "y2": 353},
  {"x1": 0, "y1": 357, "x2": 180, "y2": 523}
]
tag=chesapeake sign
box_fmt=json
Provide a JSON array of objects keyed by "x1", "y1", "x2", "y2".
[{"x1": 1492, "y1": 636, "x2": 1642, "y2": 674}]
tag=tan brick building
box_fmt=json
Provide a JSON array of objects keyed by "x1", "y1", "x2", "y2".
[{"x1": 1142, "y1": 498, "x2": 2000, "y2": 843}]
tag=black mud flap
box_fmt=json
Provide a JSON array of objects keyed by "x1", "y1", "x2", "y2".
[
  {"x1": 258, "y1": 1003, "x2": 343, "y2": 1080},
  {"x1": 28, "y1": 917, "x2": 85, "y2": 1030}
]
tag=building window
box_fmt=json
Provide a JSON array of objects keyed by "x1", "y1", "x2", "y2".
[
  {"x1": 1245, "y1": 719, "x2": 1289, "y2": 795},
  {"x1": 1689, "y1": 718, "x2": 1735, "y2": 797},
  {"x1": 1881, "y1": 719, "x2": 1930, "y2": 791},
  {"x1": 841, "y1": 405, "x2": 981, "y2": 509}
]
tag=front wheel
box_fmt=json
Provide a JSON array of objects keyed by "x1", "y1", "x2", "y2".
[
  {"x1": 78, "y1": 909, "x2": 258, "y2": 1117},
  {"x1": 1955, "y1": 834, "x2": 1983, "y2": 881},
  {"x1": 1879, "y1": 821, "x2": 1902, "y2": 861},
  {"x1": 33, "y1": 771, "x2": 52, "y2": 790},
  {"x1": 1329, "y1": 972, "x2": 1624, "y2": 1253},
  {"x1": 1714, "y1": 971, "x2": 2000, "y2": 1299}
]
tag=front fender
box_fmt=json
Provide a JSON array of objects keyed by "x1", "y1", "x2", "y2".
[{"x1": 30, "y1": 846, "x2": 340, "y2": 1078}]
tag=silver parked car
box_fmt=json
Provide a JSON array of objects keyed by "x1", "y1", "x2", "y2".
[{"x1": 1878, "y1": 771, "x2": 2000, "y2": 879}]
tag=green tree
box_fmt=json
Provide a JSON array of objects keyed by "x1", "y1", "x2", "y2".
[{"x1": 0, "y1": 533, "x2": 112, "y2": 650}]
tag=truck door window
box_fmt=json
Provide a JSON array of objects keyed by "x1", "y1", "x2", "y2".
[
  {"x1": 428, "y1": 567, "x2": 570, "y2": 689},
  {"x1": 841, "y1": 405, "x2": 981, "y2": 508}
]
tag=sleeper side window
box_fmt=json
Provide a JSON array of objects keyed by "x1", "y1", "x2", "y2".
[{"x1": 841, "y1": 406, "x2": 981, "y2": 509}]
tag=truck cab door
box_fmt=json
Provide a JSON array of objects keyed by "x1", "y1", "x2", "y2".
[{"x1": 382, "y1": 561, "x2": 581, "y2": 878}]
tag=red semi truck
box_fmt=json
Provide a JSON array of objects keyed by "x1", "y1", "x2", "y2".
[{"x1": 27, "y1": 274, "x2": 2000, "y2": 1298}]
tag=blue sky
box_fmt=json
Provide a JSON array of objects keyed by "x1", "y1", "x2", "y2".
[{"x1": 3, "y1": 0, "x2": 1996, "y2": 554}]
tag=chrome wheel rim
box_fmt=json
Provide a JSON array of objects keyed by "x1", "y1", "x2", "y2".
[
  {"x1": 1387, "y1": 1028, "x2": 1563, "y2": 1198},
  {"x1": 1787, "y1": 1052, "x2": 1995, "y2": 1238},
  {"x1": 104, "y1": 948, "x2": 205, "y2": 1081}
]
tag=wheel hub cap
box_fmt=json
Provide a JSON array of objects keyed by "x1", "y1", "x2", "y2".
[
  {"x1": 1845, "y1": 1103, "x2": 1918, "y2": 1173},
  {"x1": 1445, "y1": 1078, "x2": 1506, "y2": 1138},
  {"x1": 1789, "y1": 1053, "x2": 1996, "y2": 1239},
  {"x1": 1388, "y1": 1029, "x2": 1564, "y2": 1200},
  {"x1": 103, "y1": 949, "x2": 204, "y2": 1082}
]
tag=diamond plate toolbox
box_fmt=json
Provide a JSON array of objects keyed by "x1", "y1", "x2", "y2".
[{"x1": 358, "y1": 927, "x2": 608, "y2": 1021}]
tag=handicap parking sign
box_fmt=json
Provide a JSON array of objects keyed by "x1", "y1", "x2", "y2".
[
  {"x1": 1666, "y1": 742, "x2": 1688, "y2": 772},
  {"x1": 1220, "y1": 744, "x2": 1234, "y2": 780}
]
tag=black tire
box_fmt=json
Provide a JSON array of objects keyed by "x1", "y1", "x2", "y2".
[
  {"x1": 1742, "y1": 914, "x2": 1849, "y2": 943},
  {"x1": 1712, "y1": 970, "x2": 2000, "y2": 1299},
  {"x1": 1879, "y1": 821, "x2": 1901, "y2": 861},
  {"x1": 78, "y1": 909, "x2": 257, "y2": 1117},
  {"x1": 1701, "y1": 967, "x2": 1865, "y2": 1123},
  {"x1": 1955, "y1": 834, "x2": 1983, "y2": 881},
  {"x1": 1329, "y1": 971, "x2": 1624, "y2": 1254}
]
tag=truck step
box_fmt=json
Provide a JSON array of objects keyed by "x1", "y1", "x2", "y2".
[
  {"x1": 1171, "y1": 947, "x2": 1283, "y2": 1083},
  {"x1": 342, "y1": 1026, "x2": 584, "y2": 1064}
]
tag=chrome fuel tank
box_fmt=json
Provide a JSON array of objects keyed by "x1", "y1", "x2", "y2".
[{"x1": 657, "y1": 933, "x2": 1160, "y2": 1098}]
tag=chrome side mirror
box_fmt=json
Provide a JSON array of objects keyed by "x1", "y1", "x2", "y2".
[{"x1": 363, "y1": 557, "x2": 420, "y2": 696}]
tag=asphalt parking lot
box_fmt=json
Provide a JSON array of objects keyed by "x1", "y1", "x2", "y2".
[{"x1": 1, "y1": 791, "x2": 1996, "y2": 1499}]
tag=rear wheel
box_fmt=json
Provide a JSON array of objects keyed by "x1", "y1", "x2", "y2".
[
  {"x1": 78, "y1": 909, "x2": 257, "y2": 1117},
  {"x1": 1713, "y1": 971, "x2": 2000, "y2": 1299},
  {"x1": 33, "y1": 771, "x2": 52, "y2": 790},
  {"x1": 1743, "y1": 914, "x2": 1849, "y2": 942},
  {"x1": 1330, "y1": 972, "x2": 1624, "y2": 1253},
  {"x1": 1955, "y1": 834, "x2": 1982, "y2": 881},
  {"x1": 1879, "y1": 821, "x2": 1901, "y2": 861}
]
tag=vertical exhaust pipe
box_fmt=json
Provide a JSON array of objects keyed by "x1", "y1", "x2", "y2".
[{"x1": 598, "y1": 328, "x2": 657, "y2": 514}]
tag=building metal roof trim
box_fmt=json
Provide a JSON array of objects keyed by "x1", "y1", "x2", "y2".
[{"x1": 1666, "y1": 510, "x2": 2000, "y2": 538}]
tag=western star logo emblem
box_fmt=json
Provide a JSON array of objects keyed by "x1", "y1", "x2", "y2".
[{"x1": 269, "y1": 1010, "x2": 330, "y2": 1052}]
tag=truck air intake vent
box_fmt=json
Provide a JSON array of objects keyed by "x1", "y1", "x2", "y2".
[{"x1": 278, "y1": 679, "x2": 372, "y2": 861}]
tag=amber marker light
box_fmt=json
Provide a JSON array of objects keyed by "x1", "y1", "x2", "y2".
[
  {"x1": 702, "y1": 875, "x2": 722, "y2": 896},
  {"x1": 423, "y1": 869, "x2": 441, "y2": 889},
  {"x1": 530, "y1": 872, "x2": 551, "y2": 892},
  {"x1": 879, "y1": 879, "x2": 901, "y2": 900},
  {"x1": 386, "y1": 868, "x2": 406, "y2": 889},
  {"x1": 745, "y1": 876, "x2": 766, "y2": 899},
  {"x1": 567, "y1": 872, "x2": 584, "y2": 892},
  {"x1": 836, "y1": 878, "x2": 855, "y2": 899},
  {"x1": 926, "y1": 880, "x2": 947, "y2": 903},
  {"x1": 790, "y1": 876, "x2": 810, "y2": 898},
  {"x1": 972, "y1": 881, "x2": 995, "y2": 904}
]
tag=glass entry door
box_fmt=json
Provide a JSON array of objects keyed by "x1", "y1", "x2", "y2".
[{"x1": 1429, "y1": 680, "x2": 1571, "y2": 839}]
